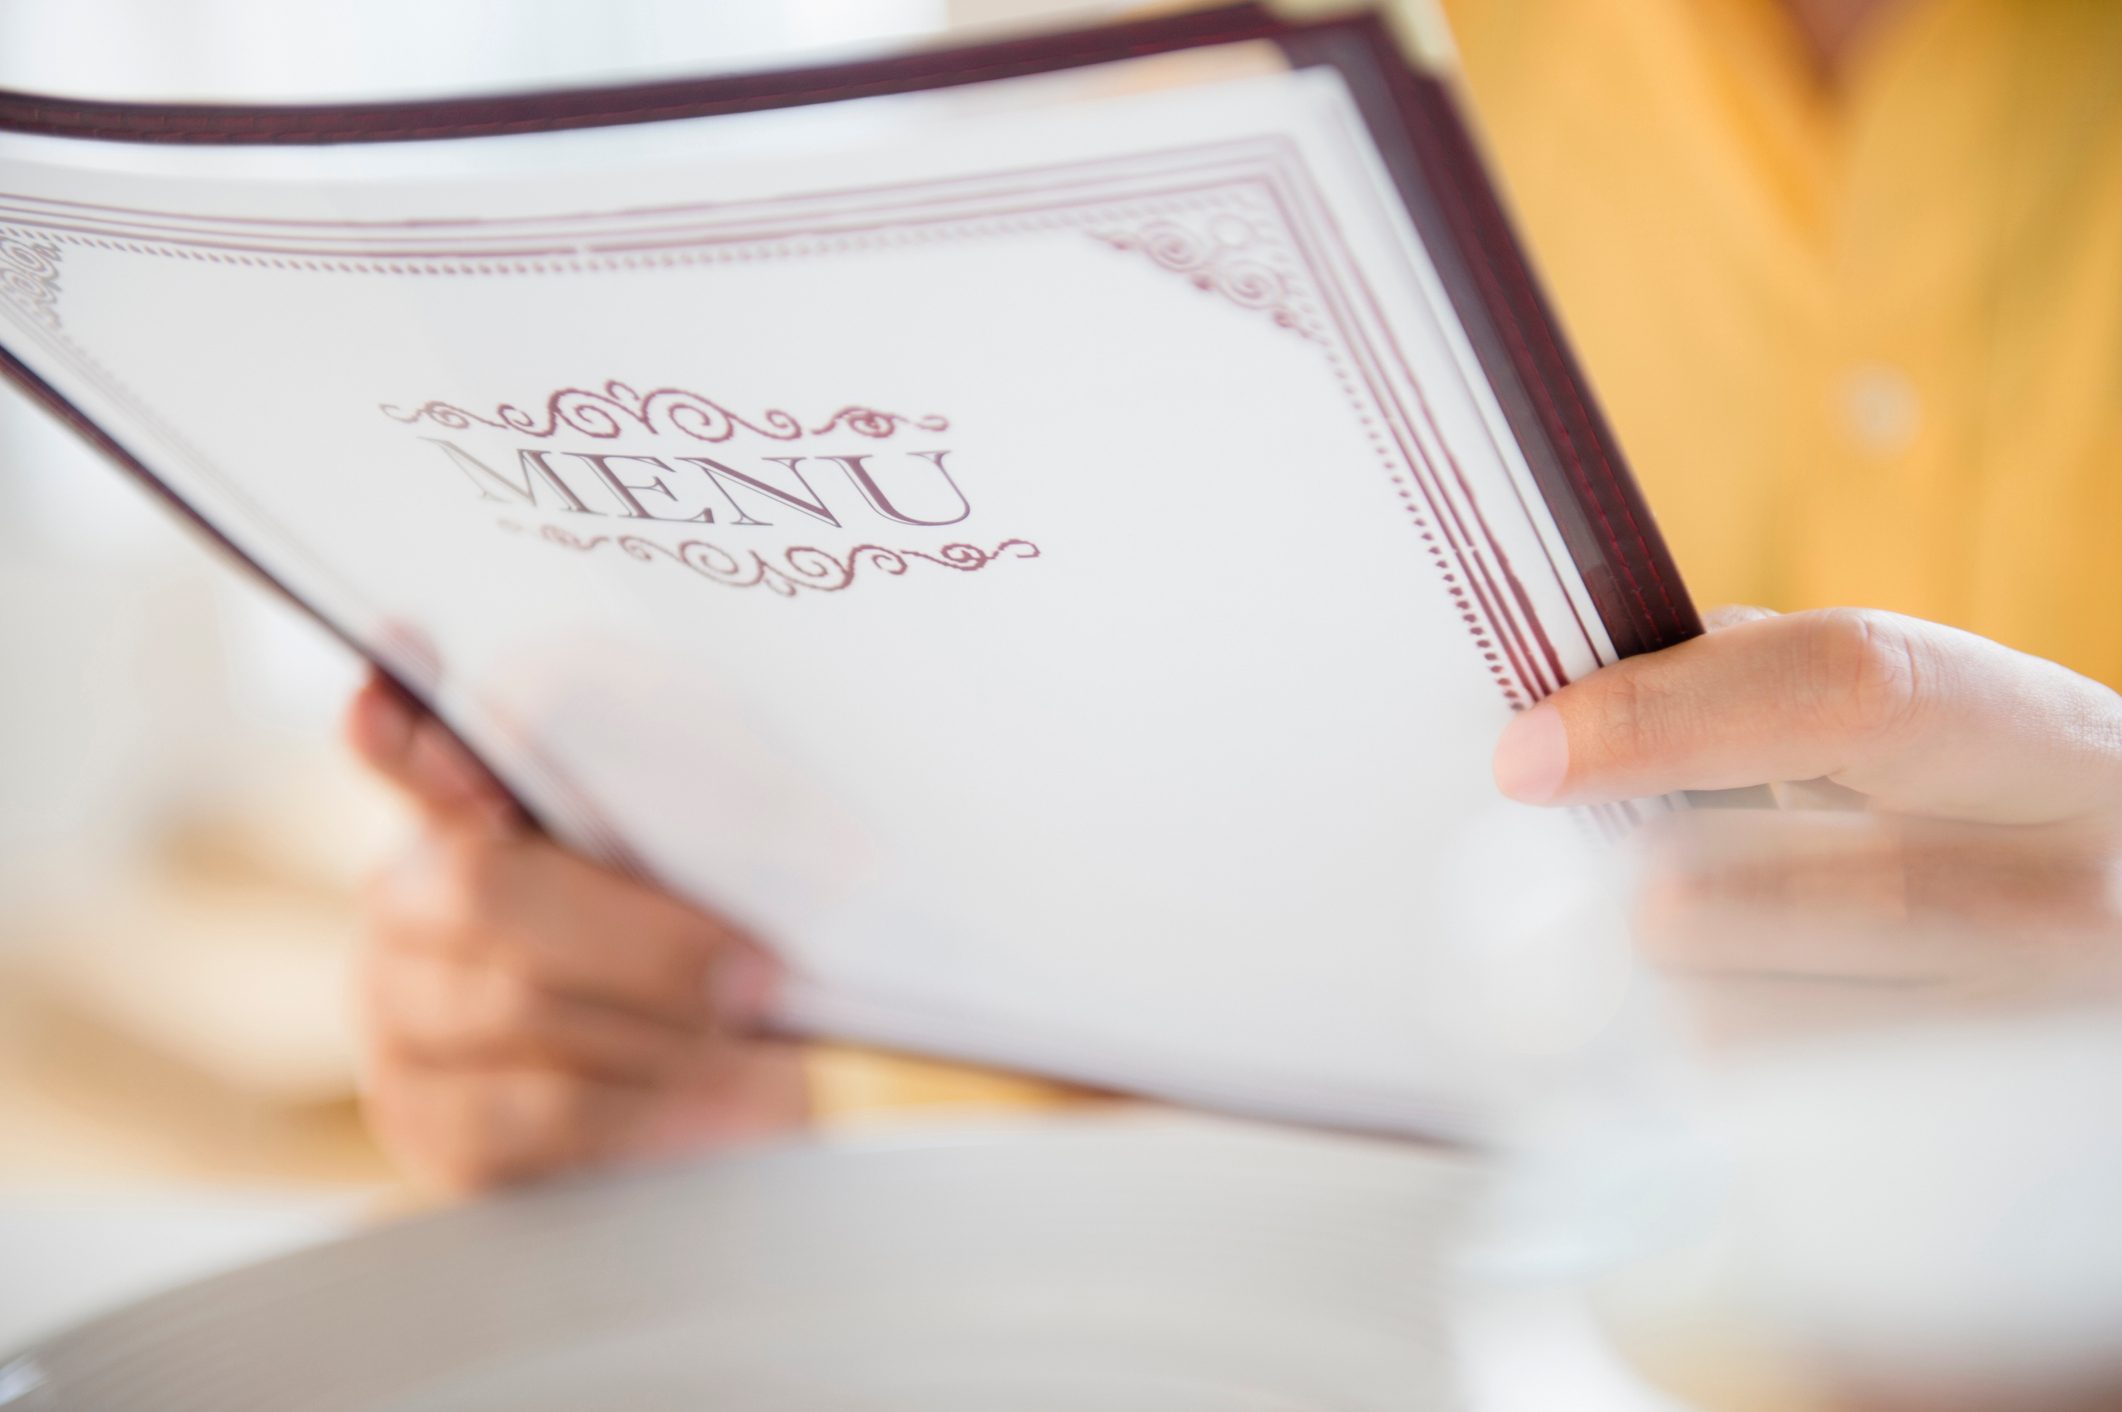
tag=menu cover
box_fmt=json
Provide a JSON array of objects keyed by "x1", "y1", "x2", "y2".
[{"x1": 0, "y1": 3, "x2": 1696, "y2": 1138}]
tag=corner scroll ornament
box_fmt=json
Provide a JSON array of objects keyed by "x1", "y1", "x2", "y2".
[
  {"x1": 1087, "y1": 213, "x2": 1313, "y2": 341},
  {"x1": 381, "y1": 380, "x2": 948, "y2": 443},
  {"x1": 0, "y1": 231, "x2": 64, "y2": 331},
  {"x1": 504, "y1": 522, "x2": 1040, "y2": 597}
]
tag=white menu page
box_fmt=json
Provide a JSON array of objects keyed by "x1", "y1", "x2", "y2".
[{"x1": 0, "y1": 40, "x2": 1635, "y2": 1135}]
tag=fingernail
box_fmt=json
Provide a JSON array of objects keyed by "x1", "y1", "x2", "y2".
[
  {"x1": 712, "y1": 945, "x2": 781, "y2": 1026},
  {"x1": 1493, "y1": 704, "x2": 1570, "y2": 804},
  {"x1": 410, "y1": 725, "x2": 495, "y2": 804},
  {"x1": 348, "y1": 682, "x2": 413, "y2": 762}
]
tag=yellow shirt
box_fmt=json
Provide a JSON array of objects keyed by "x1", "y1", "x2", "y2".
[{"x1": 1436, "y1": 0, "x2": 2122, "y2": 685}]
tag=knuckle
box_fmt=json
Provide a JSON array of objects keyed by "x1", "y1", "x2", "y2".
[
  {"x1": 381, "y1": 1071, "x2": 583, "y2": 1193},
  {"x1": 433, "y1": 833, "x2": 510, "y2": 925},
  {"x1": 505, "y1": 1070, "x2": 598, "y2": 1149},
  {"x1": 646, "y1": 927, "x2": 715, "y2": 999},
  {"x1": 424, "y1": 1119, "x2": 523, "y2": 1193},
  {"x1": 1587, "y1": 661, "x2": 1681, "y2": 768},
  {"x1": 361, "y1": 831, "x2": 519, "y2": 942},
  {"x1": 1804, "y1": 608, "x2": 1924, "y2": 741},
  {"x1": 358, "y1": 1075, "x2": 498, "y2": 1194},
  {"x1": 361, "y1": 974, "x2": 449, "y2": 1066},
  {"x1": 480, "y1": 964, "x2": 552, "y2": 1038},
  {"x1": 357, "y1": 859, "x2": 415, "y2": 937}
]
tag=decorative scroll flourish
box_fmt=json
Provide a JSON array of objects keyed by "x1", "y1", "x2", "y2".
[
  {"x1": 507, "y1": 522, "x2": 1039, "y2": 596},
  {"x1": 380, "y1": 380, "x2": 948, "y2": 442},
  {"x1": 0, "y1": 231, "x2": 64, "y2": 331},
  {"x1": 1088, "y1": 212, "x2": 1310, "y2": 340}
]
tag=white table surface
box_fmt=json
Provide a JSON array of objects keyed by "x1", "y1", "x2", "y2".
[
  {"x1": 0, "y1": 1190, "x2": 368, "y2": 1353},
  {"x1": 0, "y1": 1188, "x2": 1682, "y2": 1410}
]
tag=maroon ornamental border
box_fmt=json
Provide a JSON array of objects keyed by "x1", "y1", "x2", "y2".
[
  {"x1": 0, "y1": 1, "x2": 1698, "y2": 659},
  {"x1": 0, "y1": 142, "x2": 1580, "y2": 708},
  {"x1": 0, "y1": 3, "x2": 1697, "y2": 845}
]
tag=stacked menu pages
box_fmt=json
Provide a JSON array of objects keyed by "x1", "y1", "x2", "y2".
[{"x1": 0, "y1": 3, "x2": 1698, "y2": 1138}]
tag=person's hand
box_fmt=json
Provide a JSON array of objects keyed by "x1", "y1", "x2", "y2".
[
  {"x1": 344, "y1": 672, "x2": 807, "y2": 1193},
  {"x1": 1492, "y1": 608, "x2": 2122, "y2": 1024},
  {"x1": 1499, "y1": 610, "x2": 2122, "y2": 1411}
]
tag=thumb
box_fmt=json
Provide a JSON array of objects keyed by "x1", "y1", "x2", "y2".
[{"x1": 1492, "y1": 609, "x2": 2122, "y2": 824}]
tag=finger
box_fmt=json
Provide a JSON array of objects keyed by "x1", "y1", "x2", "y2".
[
  {"x1": 363, "y1": 948, "x2": 712, "y2": 1083},
  {"x1": 345, "y1": 672, "x2": 416, "y2": 776},
  {"x1": 1634, "y1": 811, "x2": 1930, "y2": 982},
  {"x1": 359, "y1": 1041, "x2": 807, "y2": 1192},
  {"x1": 1632, "y1": 810, "x2": 2122, "y2": 987},
  {"x1": 635, "y1": 1039, "x2": 812, "y2": 1154},
  {"x1": 1662, "y1": 970, "x2": 1961, "y2": 1055},
  {"x1": 345, "y1": 670, "x2": 520, "y2": 830},
  {"x1": 359, "y1": 1058, "x2": 654, "y2": 1193},
  {"x1": 372, "y1": 828, "x2": 781, "y2": 1025},
  {"x1": 1493, "y1": 609, "x2": 2122, "y2": 823}
]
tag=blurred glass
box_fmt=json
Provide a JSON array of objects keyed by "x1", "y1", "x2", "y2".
[{"x1": 1461, "y1": 804, "x2": 2122, "y2": 1412}]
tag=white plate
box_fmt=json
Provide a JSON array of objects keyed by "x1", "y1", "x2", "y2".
[{"x1": 0, "y1": 1118, "x2": 1471, "y2": 1411}]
